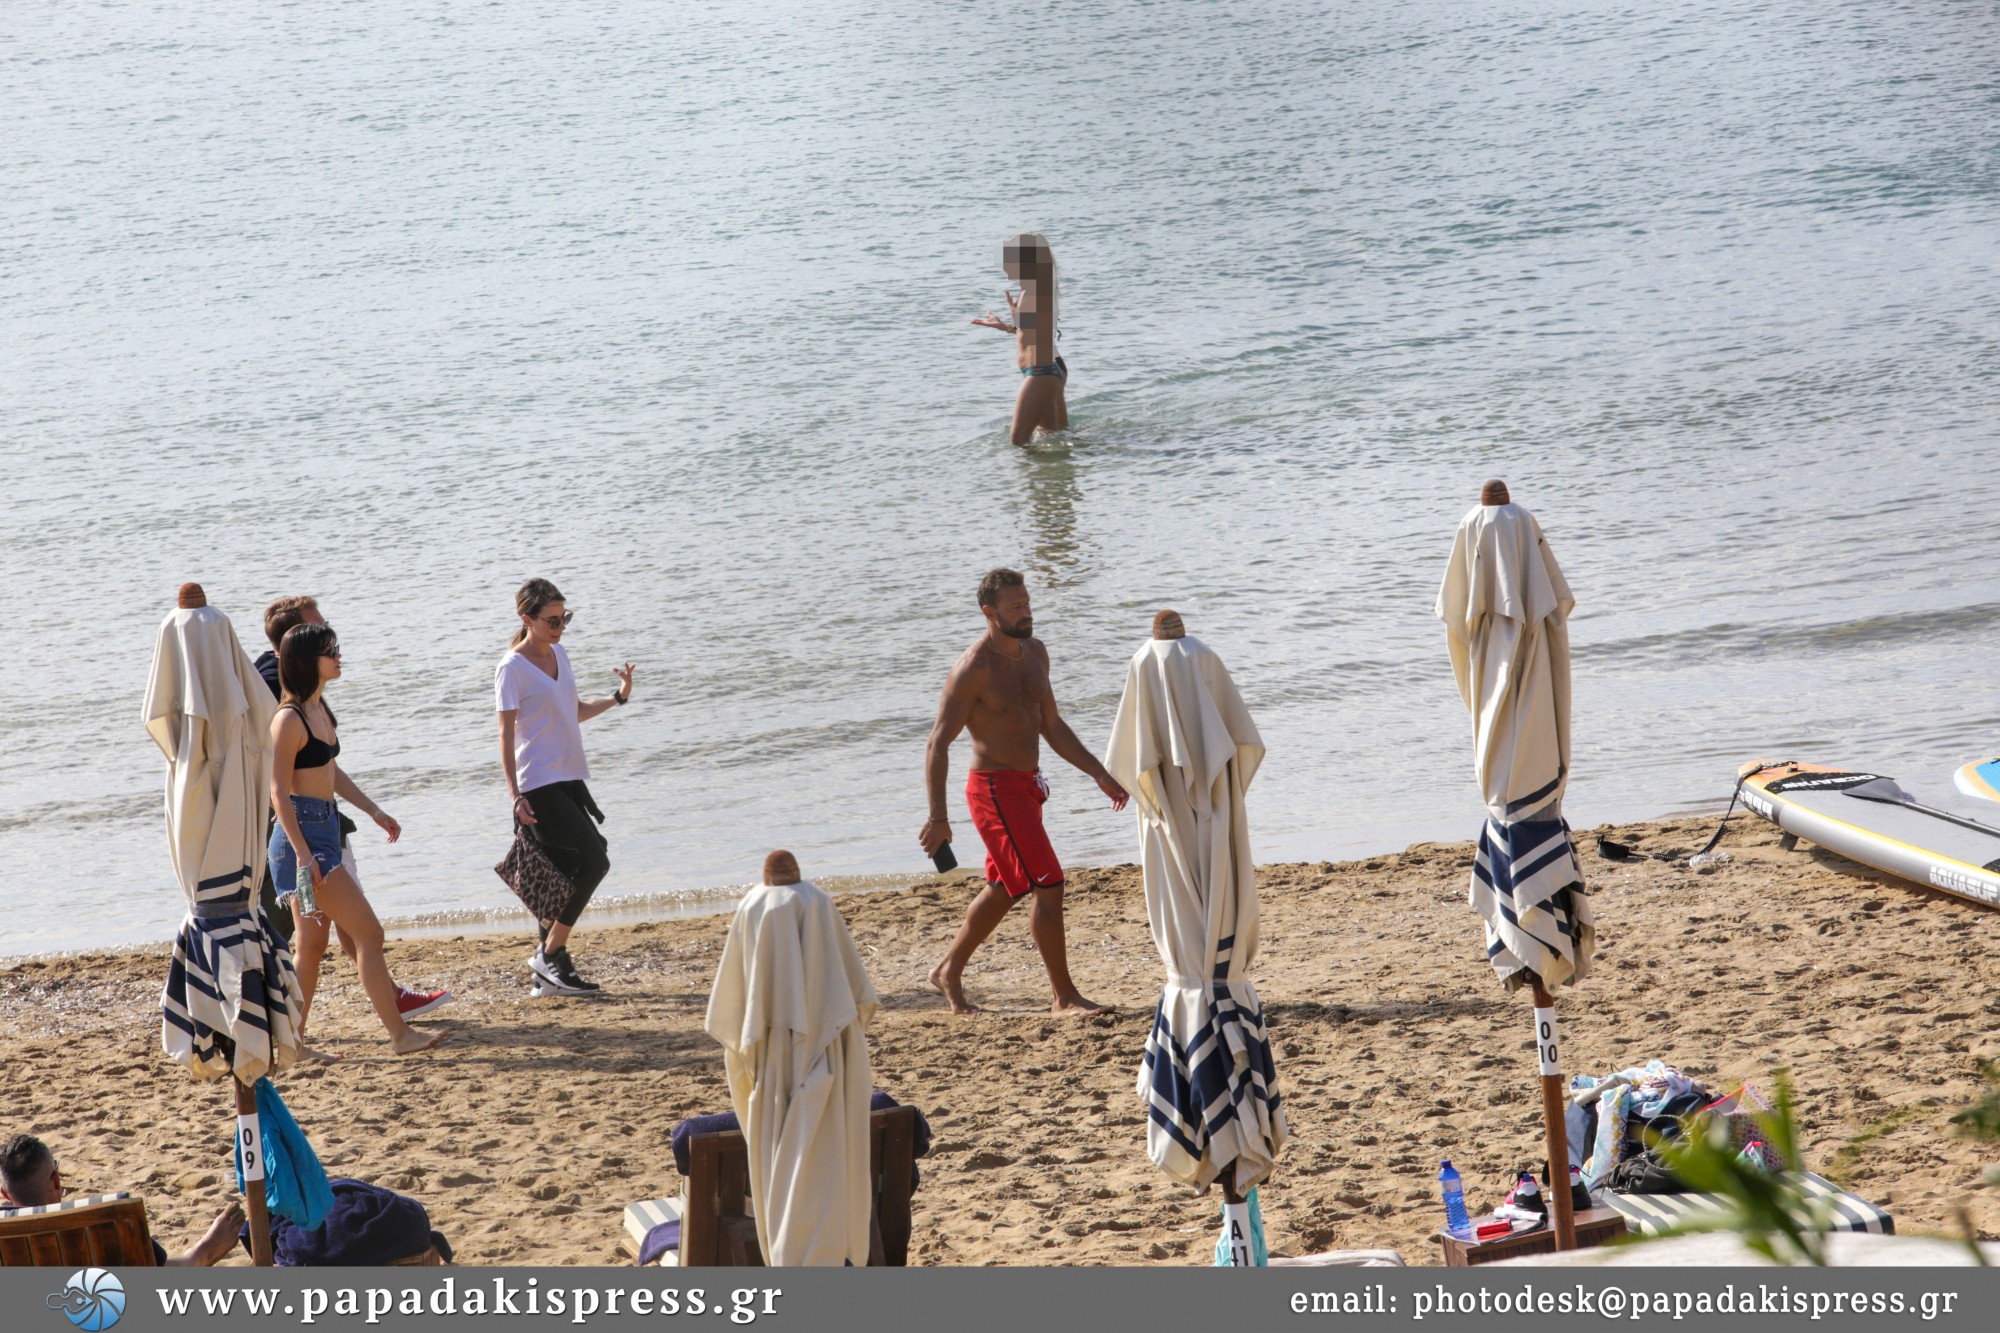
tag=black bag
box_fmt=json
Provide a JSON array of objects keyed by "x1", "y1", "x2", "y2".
[
  {"x1": 1607, "y1": 1148, "x2": 1686, "y2": 1195},
  {"x1": 494, "y1": 826, "x2": 576, "y2": 925}
]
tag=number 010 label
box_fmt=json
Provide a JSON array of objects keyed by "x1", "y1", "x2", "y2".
[{"x1": 1533, "y1": 1007, "x2": 1560, "y2": 1076}]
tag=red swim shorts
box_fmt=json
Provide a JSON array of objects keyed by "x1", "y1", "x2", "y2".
[{"x1": 966, "y1": 769, "x2": 1064, "y2": 899}]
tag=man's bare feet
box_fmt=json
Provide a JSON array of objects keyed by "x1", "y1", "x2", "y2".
[
  {"x1": 297, "y1": 1043, "x2": 342, "y2": 1064},
  {"x1": 1051, "y1": 993, "x2": 1114, "y2": 1016},
  {"x1": 390, "y1": 1028, "x2": 446, "y2": 1055},
  {"x1": 927, "y1": 961, "x2": 981, "y2": 1015},
  {"x1": 189, "y1": 1202, "x2": 245, "y2": 1266}
]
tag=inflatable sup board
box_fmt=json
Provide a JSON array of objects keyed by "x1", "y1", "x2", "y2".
[
  {"x1": 1738, "y1": 760, "x2": 2000, "y2": 910},
  {"x1": 1953, "y1": 758, "x2": 2000, "y2": 805}
]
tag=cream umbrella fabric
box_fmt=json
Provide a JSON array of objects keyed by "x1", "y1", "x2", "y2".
[
  {"x1": 144, "y1": 604, "x2": 302, "y2": 1082},
  {"x1": 1435, "y1": 501, "x2": 1594, "y2": 992},
  {"x1": 704, "y1": 879, "x2": 879, "y2": 1267},
  {"x1": 1105, "y1": 634, "x2": 1287, "y2": 1193}
]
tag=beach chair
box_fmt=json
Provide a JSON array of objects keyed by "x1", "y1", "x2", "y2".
[
  {"x1": 633, "y1": 1105, "x2": 919, "y2": 1267},
  {"x1": 0, "y1": 1194, "x2": 159, "y2": 1267},
  {"x1": 1604, "y1": 1171, "x2": 1893, "y2": 1238}
]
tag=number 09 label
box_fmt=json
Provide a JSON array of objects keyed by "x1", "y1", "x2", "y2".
[
  {"x1": 238, "y1": 1113, "x2": 265, "y2": 1183},
  {"x1": 1534, "y1": 1007, "x2": 1560, "y2": 1076}
]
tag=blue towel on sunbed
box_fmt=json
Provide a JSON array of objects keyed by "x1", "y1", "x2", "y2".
[
  {"x1": 638, "y1": 1219, "x2": 681, "y2": 1267},
  {"x1": 240, "y1": 1178, "x2": 444, "y2": 1266},
  {"x1": 670, "y1": 1092, "x2": 932, "y2": 1186}
]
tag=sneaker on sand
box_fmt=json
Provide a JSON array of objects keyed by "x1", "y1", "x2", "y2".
[
  {"x1": 396, "y1": 987, "x2": 453, "y2": 1020},
  {"x1": 529, "y1": 949, "x2": 590, "y2": 996},
  {"x1": 549, "y1": 947, "x2": 601, "y2": 993}
]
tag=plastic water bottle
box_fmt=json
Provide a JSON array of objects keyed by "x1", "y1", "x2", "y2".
[{"x1": 1439, "y1": 1160, "x2": 1471, "y2": 1237}]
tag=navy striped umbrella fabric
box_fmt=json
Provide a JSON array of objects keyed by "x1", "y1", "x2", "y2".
[
  {"x1": 1105, "y1": 633, "x2": 1287, "y2": 1195},
  {"x1": 1436, "y1": 500, "x2": 1595, "y2": 991},
  {"x1": 144, "y1": 599, "x2": 303, "y2": 1082}
]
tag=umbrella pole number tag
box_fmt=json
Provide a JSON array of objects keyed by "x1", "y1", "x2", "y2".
[
  {"x1": 238, "y1": 1113, "x2": 265, "y2": 1183},
  {"x1": 1534, "y1": 1007, "x2": 1561, "y2": 1076},
  {"x1": 1220, "y1": 1201, "x2": 1252, "y2": 1266}
]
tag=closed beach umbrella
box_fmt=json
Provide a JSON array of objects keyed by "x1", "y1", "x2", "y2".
[
  {"x1": 144, "y1": 584, "x2": 303, "y2": 1265},
  {"x1": 1104, "y1": 614, "x2": 1287, "y2": 1215},
  {"x1": 1435, "y1": 482, "x2": 1595, "y2": 1248},
  {"x1": 704, "y1": 856, "x2": 878, "y2": 1267}
]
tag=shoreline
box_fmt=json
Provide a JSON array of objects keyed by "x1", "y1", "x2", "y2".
[
  {"x1": 1, "y1": 795, "x2": 1752, "y2": 964},
  {"x1": 6, "y1": 812, "x2": 1994, "y2": 1266},
  {"x1": 0, "y1": 871, "x2": 950, "y2": 967}
]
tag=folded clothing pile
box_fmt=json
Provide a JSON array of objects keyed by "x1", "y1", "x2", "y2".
[{"x1": 1567, "y1": 1061, "x2": 1783, "y2": 1194}]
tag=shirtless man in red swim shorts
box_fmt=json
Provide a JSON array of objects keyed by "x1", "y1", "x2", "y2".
[{"x1": 919, "y1": 568, "x2": 1129, "y2": 1015}]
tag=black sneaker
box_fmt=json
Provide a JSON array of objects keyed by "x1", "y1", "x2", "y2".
[
  {"x1": 1566, "y1": 1164, "x2": 1593, "y2": 1215},
  {"x1": 529, "y1": 948, "x2": 589, "y2": 996},
  {"x1": 549, "y1": 947, "x2": 601, "y2": 993}
]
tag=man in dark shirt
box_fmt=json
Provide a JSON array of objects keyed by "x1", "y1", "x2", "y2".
[{"x1": 1, "y1": 1133, "x2": 240, "y2": 1266}]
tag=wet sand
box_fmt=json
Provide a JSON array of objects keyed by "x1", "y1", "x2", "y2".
[{"x1": 5, "y1": 815, "x2": 1995, "y2": 1265}]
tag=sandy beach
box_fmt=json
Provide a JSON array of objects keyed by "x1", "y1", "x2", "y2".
[{"x1": 5, "y1": 813, "x2": 1996, "y2": 1266}]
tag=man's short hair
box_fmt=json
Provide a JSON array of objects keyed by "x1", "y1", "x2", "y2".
[
  {"x1": 977, "y1": 568, "x2": 1025, "y2": 609},
  {"x1": 263, "y1": 596, "x2": 319, "y2": 651},
  {"x1": 1, "y1": 1133, "x2": 53, "y2": 1203}
]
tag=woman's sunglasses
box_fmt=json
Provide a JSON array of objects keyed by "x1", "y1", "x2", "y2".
[{"x1": 535, "y1": 611, "x2": 576, "y2": 629}]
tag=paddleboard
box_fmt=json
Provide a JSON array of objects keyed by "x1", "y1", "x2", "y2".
[
  {"x1": 1953, "y1": 757, "x2": 2000, "y2": 805},
  {"x1": 1737, "y1": 760, "x2": 2000, "y2": 910}
]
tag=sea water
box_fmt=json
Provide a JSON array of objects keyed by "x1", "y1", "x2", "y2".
[{"x1": 4, "y1": 1, "x2": 1998, "y2": 953}]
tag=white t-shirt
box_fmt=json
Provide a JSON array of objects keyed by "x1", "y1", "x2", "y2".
[{"x1": 495, "y1": 644, "x2": 589, "y2": 791}]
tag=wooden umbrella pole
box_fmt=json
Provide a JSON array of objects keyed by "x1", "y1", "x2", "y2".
[
  {"x1": 233, "y1": 1078, "x2": 274, "y2": 1267},
  {"x1": 1530, "y1": 979, "x2": 1577, "y2": 1250}
]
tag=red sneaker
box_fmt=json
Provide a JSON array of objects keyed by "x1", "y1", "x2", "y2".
[{"x1": 396, "y1": 987, "x2": 453, "y2": 1020}]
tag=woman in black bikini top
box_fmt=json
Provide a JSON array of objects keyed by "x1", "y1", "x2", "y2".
[
  {"x1": 268, "y1": 622, "x2": 443, "y2": 1057},
  {"x1": 278, "y1": 701, "x2": 339, "y2": 769}
]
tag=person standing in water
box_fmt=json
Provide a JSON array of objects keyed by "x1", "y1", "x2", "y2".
[
  {"x1": 918, "y1": 568, "x2": 1127, "y2": 1015},
  {"x1": 973, "y1": 232, "x2": 1068, "y2": 446},
  {"x1": 268, "y1": 622, "x2": 444, "y2": 1055},
  {"x1": 496, "y1": 578, "x2": 636, "y2": 996}
]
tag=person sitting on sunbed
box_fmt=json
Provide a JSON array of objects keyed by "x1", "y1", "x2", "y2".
[{"x1": 2, "y1": 1133, "x2": 241, "y2": 1267}]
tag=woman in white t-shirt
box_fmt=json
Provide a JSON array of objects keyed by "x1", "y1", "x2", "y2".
[{"x1": 496, "y1": 577, "x2": 636, "y2": 995}]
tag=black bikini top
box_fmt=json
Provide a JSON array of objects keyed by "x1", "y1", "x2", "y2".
[{"x1": 280, "y1": 702, "x2": 340, "y2": 769}]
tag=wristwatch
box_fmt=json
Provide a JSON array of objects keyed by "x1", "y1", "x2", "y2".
[{"x1": 613, "y1": 690, "x2": 629, "y2": 706}]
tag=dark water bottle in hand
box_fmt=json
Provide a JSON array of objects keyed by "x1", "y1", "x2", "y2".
[{"x1": 930, "y1": 843, "x2": 957, "y2": 873}]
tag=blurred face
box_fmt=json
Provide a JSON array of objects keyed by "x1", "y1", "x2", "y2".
[
  {"x1": 985, "y1": 585, "x2": 1033, "y2": 640},
  {"x1": 523, "y1": 600, "x2": 569, "y2": 647}
]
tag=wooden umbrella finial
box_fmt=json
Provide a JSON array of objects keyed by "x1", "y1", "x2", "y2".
[
  {"x1": 178, "y1": 582, "x2": 208, "y2": 608},
  {"x1": 1481, "y1": 479, "x2": 1511, "y2": 506},
  {"x1": 763, "y1": 850, "x2": 801, "y2": 886},
  {"x1": 1152, "y1": 609, "x2": 1185, "y2": 640}
]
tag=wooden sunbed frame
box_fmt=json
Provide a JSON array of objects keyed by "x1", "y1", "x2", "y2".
[
  {"x1": 0, "y1": 1196, "x2": 159, "y2": 1267},
  {"x1": 681, "y1": 1105, "x2": 917, "y2": 1266}
]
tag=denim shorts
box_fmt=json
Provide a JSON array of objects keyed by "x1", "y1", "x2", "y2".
[{"x1": 269, "y1": 795, "x2": 343, "y2": 902}]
